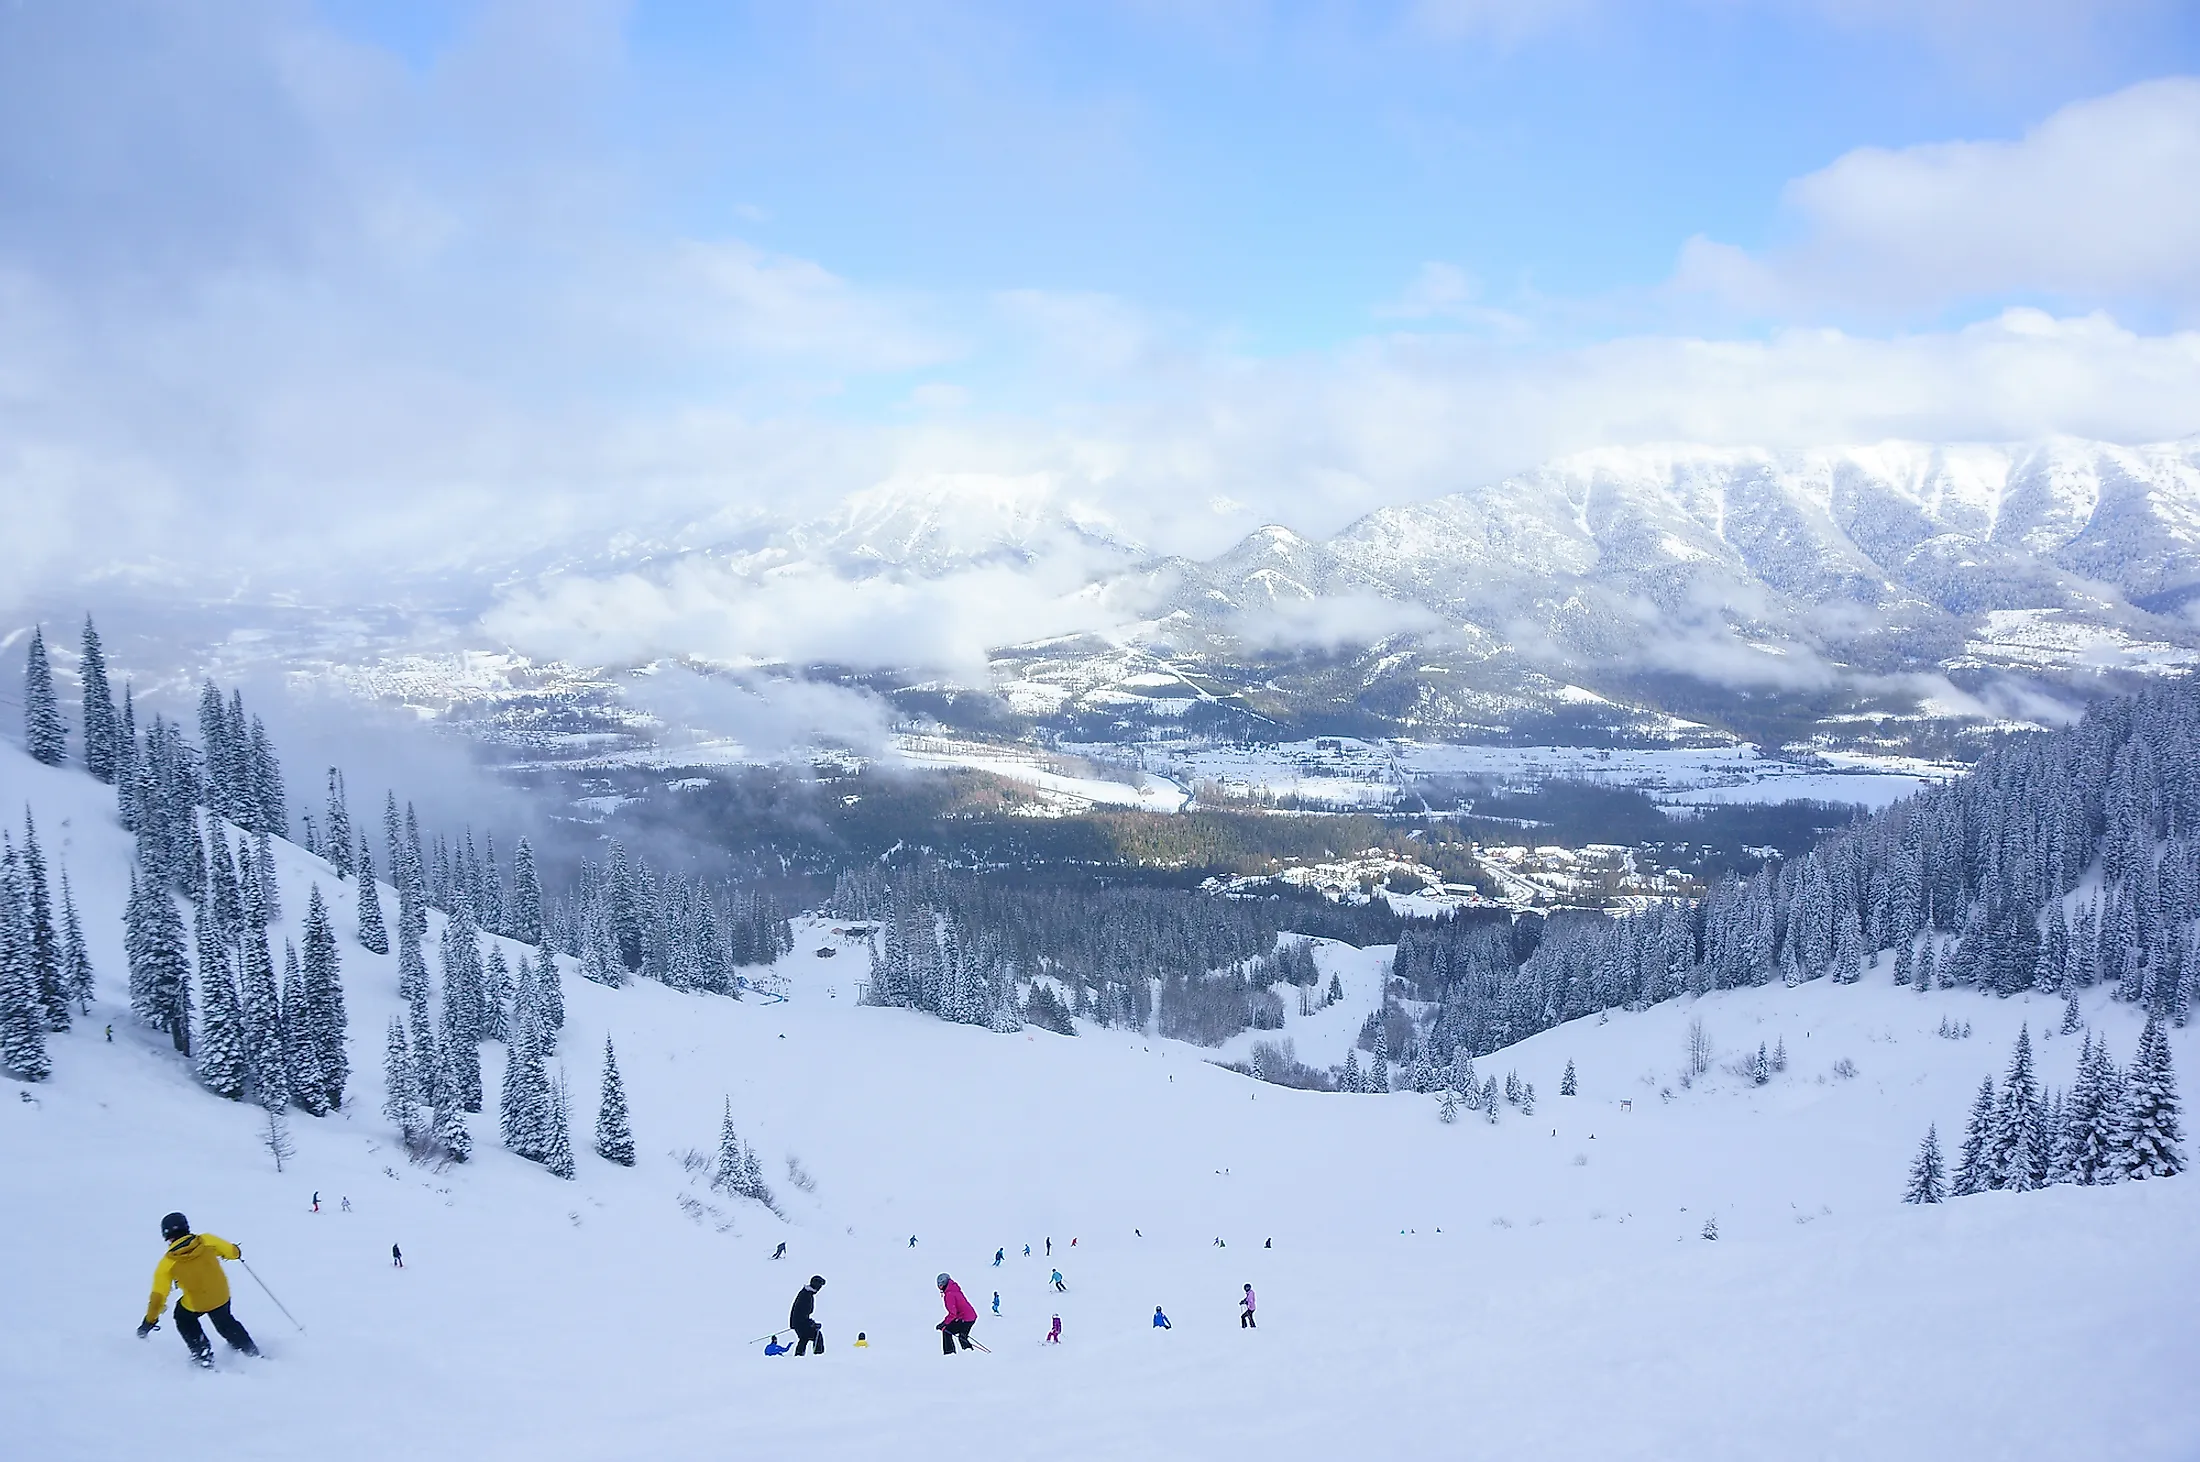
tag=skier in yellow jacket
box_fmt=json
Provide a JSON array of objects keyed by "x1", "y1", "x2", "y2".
[{"x1": 139, "y1": 1212, "x2": 260, "y2": 1366}]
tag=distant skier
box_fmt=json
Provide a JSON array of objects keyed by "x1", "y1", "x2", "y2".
[
  {"x1": 993, "y1": 1248, "x2": 1004, "y2": 1267},
  {"x1": 1045, "y1": 1237, "x2": 1051, "y2": 1257},
  {"x1": 909, "y1": 1235, "x2": 918, "y2": 1248},
  {"x1": 391, "y1": 1243, "x2": 403, "y2": 1268},
  {"x1": 936, "y1": 1274, "x2": 978, "y2": 1355},
  {"x1": 1152, "y1": 1306, "x2": 1172, "y2": 1330},
  {"x1": 1240, "y1": 1285, "x2": 1257, "y2": 1328},
  {"x1": 771, "y1": 1242, "x2": 787, "y2": 1260},
  {"x1": 854, "y1": 1333, "x2": 869, "y2": 1349},
  {"x1": 105, "y1": 1023, "x2": 112, "y2": 1042},
  {"x1": 790, "y1": 1274, "x2": 827, "y2": 1355},
  {"x1": 1050, "y1": 1269, "x2": 1065, "y2": 1292},
  {"x1": 138, "y1": 1212, "x2": 260, "y2": 1367},
  {"x1": 340, "y1": 1197, "x2": 351, "y2": 1213},
  {"x1": 1045, "y1": 1314, "x2": 1061, "y2": 1344},
  {"x1": 1023, "y1": 1245, "x2": 1031, "y2": 1257},
  {"x1": 310, "y1": 1192, "x2": 320, "y2": 1214},
  {"x1": 991, "y1": 1291, "x2": 1001, "y2": 1315},
  {"x1": 1264, "y1": 1238, "x2": 1271, "y2": 1249},
  {"x1": 1213, "y1": 1237, "x2": 1225, "y2": 1248}
]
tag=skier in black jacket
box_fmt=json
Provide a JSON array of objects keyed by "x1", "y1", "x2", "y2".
[{"x1": 790, "y1": 1275, "x2": 826, "y2": 1355}]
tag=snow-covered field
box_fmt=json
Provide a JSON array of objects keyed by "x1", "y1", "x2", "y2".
[
  {"x1": 2, "y1": 744, "x2": 2194, "y2": 1461},
  {"x1": 1117, "y1": 736, "x2": 1955, "y2": 812}
]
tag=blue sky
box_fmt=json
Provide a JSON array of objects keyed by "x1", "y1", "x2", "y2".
[{"x1": 3, "y1": 1, "x2": 2200, "y2": 596}]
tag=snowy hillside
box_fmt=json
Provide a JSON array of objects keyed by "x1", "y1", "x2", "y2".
[{"x1": 3, "y1": 740, "x2": 2196, "y2": 1461}]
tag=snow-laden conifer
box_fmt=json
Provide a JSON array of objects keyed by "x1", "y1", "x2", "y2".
[
  {"x1": 595, "y1": 1035, "x2": 635, "y2": 1166},
  {"x1": 1904, "y1": 1125, "x2": 1946, "y2": 1203},
  {"x1": 22, "y1": 628, "x2": 65, "y2": 767}
]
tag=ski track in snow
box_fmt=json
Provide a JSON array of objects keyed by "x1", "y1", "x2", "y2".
[{"x1": 1, "y1": 745, "x2": 2196, "y2": 1461}]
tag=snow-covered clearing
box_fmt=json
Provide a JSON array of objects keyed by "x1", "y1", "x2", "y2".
[{"x1": 2, "y1": 744, "x2": 2193, "y2": 1461}]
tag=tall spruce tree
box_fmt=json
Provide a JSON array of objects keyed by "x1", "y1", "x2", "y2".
[
  {"x1": 282, "y1": 941, "x2": 326, "y2": 1116},
  {"x1": 1991, "y1": 1025, "x2": 2046, "y2": 1190},
  {"x1": 301, "y1": 885, "x2": 348, "y2": 1111},
  {"x1": 79, "y1": 617, "x2": 118, "y2": 783},
  {"x1": 22, "y1": 628, "x2": 65, "y2": 767},
  {"x1": 194, "y1": 904, "x2": 247, "y2": 1100},
  {"x1": 595, "y1": 1035, "x2": 635, "y2": 1165},
  {"x1": 355, "y1": 841, "x2": 389, "y2": 954},
  {"x1": 237, "y1": 886, "x2": 286, "y2": 1109},
  {"x1": 1904, "y1": 1124, "x2": 1947, "y2": 1203},
  {"x1": 1953, "y1": 1076, "x2": 1997, "y2": 1195},
  {"x1": 542, "y1": 1070, "x2": 576, "y2": 1179},
  {"x1": 382, "y1": 1017, "x2": 419, "y2": 1140},
  {"x1": 57, "y1": 870, "x2": 93, "y2": 1015},
  {"x1": 509, "y1": 837, "x2": 543, "y2": 946},
  {"x1": 2118, "y1": 1017, "x2": 2186, "y2": 1179},
  {"x1": 323, "y1": 770, "x2": 353, "y2": 879},
  {"x1": 124, "y1": 867, "x2": 191, "y2": 1053},
  {"x1": 0, "y1": 848, "x2": 53, "y2": 1081},
  {"x1": 20, "y1": 812, "x2": 64, "y2": 1030}
]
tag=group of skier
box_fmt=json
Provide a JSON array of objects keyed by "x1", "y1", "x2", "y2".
[{"x1": 760, "y1": 1248, "x2": 1259, "y2": 1356}]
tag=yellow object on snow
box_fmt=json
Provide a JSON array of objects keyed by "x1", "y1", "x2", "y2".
[{"x1": 145, "y1": 1233, "x2": 240, "y2": 1323}]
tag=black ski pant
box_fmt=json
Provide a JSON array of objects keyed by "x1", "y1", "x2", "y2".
[
  {"x1": 175, "y1": 1300, "x2": 257, "y2": 1357},
  {"x1": 1240, "y1": 1310, "x2": 1256, "y2": 1328},
  {"x1": 940, "y1": 1319, "x2": 975, "y2": 1354},
  {"x1": 794, "y1": 1321, "x2": 823, "y2": 1355}
]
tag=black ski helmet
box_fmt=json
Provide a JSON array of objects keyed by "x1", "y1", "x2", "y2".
[
  {"x1": 935, "y1": 1273, "x2": 951, "y2": 1289},
  {"x1": 160, "y1": 1212, "x2": 190, "y2": 1241},
  {"x1": 809, "y1": 1275, "x2": 826, "y2": 1289}
]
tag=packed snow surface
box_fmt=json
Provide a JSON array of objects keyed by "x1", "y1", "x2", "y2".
[{"x1": 1, "y1": 745, "x2": 2194, "y2": 1461}]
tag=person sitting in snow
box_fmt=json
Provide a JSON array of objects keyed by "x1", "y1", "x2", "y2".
[
  {"x1": 763, "y1": 1336, "x2": 793, "y2": 1356},
  {"x1": 1152, "y1": 1306, "x2": 1172, "y2": 1330},
  {"x1": 138, "y1": 1212, "x2": 259, "y2": 1367}
]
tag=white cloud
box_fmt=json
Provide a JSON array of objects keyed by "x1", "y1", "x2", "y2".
[
  {"x1": 1673, "y1": 77, "x2": 2200, "y2": 318},
  {"x1": 1232, "y1": 593, "x2": 1444, "y2": 651}
]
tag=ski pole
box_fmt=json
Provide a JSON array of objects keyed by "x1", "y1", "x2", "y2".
[
  {"x1": 746, "y1": 1329, "x2": 790, "y2": 1346},
  {"x1": 240, "y1": 1260, "x2": 307, "y2": 1334}
]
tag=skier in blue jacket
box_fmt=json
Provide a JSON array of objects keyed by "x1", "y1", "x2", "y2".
[{"x1": 1152, "y1": 1306, "x2": 1172, "y2": 1329}]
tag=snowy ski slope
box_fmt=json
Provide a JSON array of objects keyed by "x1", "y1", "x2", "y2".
[{"x1": 2, "y1": 743, "x2": 2195, "y2": 1462}]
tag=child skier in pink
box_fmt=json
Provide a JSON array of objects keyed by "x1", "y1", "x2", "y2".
[
  {"x1": 1046, "y1": 1314, "x2": 1062, "y2": 1344},
  {"x1": 1240, "y1": 1284, "x2": 1257, "y2": 1328}
]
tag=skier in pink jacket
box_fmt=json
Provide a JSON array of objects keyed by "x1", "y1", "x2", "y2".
[
  {"x1": 1240, "y1": 1284, "x2": 1257, "y2": 1329},
  {"x1": 936, "y1": 1274, "x2": 979, "y2": 1354}
]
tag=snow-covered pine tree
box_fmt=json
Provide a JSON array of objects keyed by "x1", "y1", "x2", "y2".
[
  {"x1": 301, "y1": 885, "x2": 348, "y2": 1111},
  {"x1": 1953, "y1": 1076, "x2": 1997, "y2": 1195},
  {"x1": 481, "y1": 945, "x2": 512, "y2": 1043},
  {"x1": 1520, "y1": 1080, "x2": 1536, "y2": 1114},
  {"x1": 1482, "y1": 1075, "x2": 1500, "y2": 1123},
  {"x1": 397, "y1": 907, "x2": 430, "y2": 1015},
  {"x1": 1991, "y1": 1025, "x2": 2044, "y2": 1191},
  {"x1": 253, "y1": 832, "x2": 281, "y2": 926},
  {"x1": 19, "y1": 813, "x2": 63, "y2": 1031},
  {"x1": 382, "y1": 1017, "x2": 419, "y2": 1139},
  {"x1": 282, "y1": 940, "x2": 328, "y2": 1115},
  {"x1": 1772, "y1": 1035, "x2": 1789, "y2": 1072},
  {"x1": 535, "y1": 938, "x2": 566, "y2": 1041},
  {"x1": 1892, "y1": 941, "x2": 1913, "y2": 987},
  {"x1": 1751, "y1": 1043, "x2": 1770, "y2": 1086},
  {"x1": 1340, "y1": 1048, "x2": 1361, "y2": 1093},
  {"x1": 579, "y1": 910, "x2": 621, "y2": 988},
  {"x1": 431, "y1": 1039, "x2": 472, "y2": 1163},
  {"x1": 322, "y1": 769, "x2": 353, "y2": 880},
  {"x1": 1369, "y1": 1022, "x2": 1390, "y2": 1094},
  {"x1": 2117, "y1": 1017, "x2": 2186, "y2": 1179},
  {"x1": 439, "y1": 969, "x2": 482, "y2": 1114},
  {"x1": 79, "y1": 617, "x2": 118, "y2": 783},
  {"x1": 123, "y1": 865, "x2": 191, "y2": 1053},
  {"x1": 595, "y1": 1035, "x2": 635, "y2": 1166},
  {"x1": 193, "y1": 904, "x2": 246, "y2": 1100},
  {"x1": 57, "y1": 870, "x2": 92, "y2": 1015},
  {"x1": 22, "y1": 627, "x2": 65, "y2": 767},
  {"x1": 1560, "y1": 1059, "x2": 1577, "y2": 1096},
  {"x1": 247, "y1": 717, "x2": 286, "y2": 837},
  {"x1": 1438, "y1": 1088, "x2": 1457, "y2": 1123},
  {"x1": 541, "y1": 1070, "x2": 576, "y2": 1179},
  {"x1": 508, "y1": 837, "x2": 542, "y2": 946},
  {"x1": 1916, "y1": 940, "x2": 1937, "y2": 996},
  {"x1": 355, "y1": 841, "x2": 389, "y2": 954},
  {"x1": 238, "y1": 914, "x2": 286, "y2": 1110},
  {"x1": 0, "y1": 848, "x2": 53, "y2": 1081},
  {"x1": 1904, "y1": 1124, "x2": 1947, "y2": 1203},
  {"x1": 712, "y1": 1098, "x2": 744, "y2": 1192}
]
